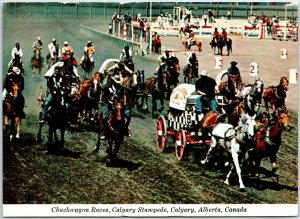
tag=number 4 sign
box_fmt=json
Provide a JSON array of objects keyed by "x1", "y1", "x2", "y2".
[{"x1": 250, "y1": 63, "x2": 258, "y2": 76}]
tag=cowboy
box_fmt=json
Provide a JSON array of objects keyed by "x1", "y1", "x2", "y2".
[
  {"x1": 3, "y1": 67, "x2": 26, "y2": 118},
  {"x1": 100, "y1": 73, "x2": 131, "y2": 139},
  {"x1": 156, "y1": 49, "x2": 174, "y2": 77},
  {"x1": 39, "y1": 66, "x2": 66, "y2": 124},
  {"x1": 46, "y1": 38, "x2": 61, "y2": 65},
  {"x1": 8, "y1": 42, "x2": 25, "y2": 74},
  {"x1": 120, "y1": 45, "x2": 133, "y2": 68},
  {"x1": 61, "y1": 52, "x2": 80, "y2": 85},
  {"x1": 31, "y1": 36, "x2": 44, "y2": 66},
  {"x1": 221, "y1": 28, "x2": 228, "y2": 41},
  {"x1": 106, "y1": 61, "x2": 136, "y2": 86},
  {"x1": 227, "y1": 61, "x2": 242, "y2": 88},
  {"x1": 98, "y1": 58, "x2": 120, "y2": 84},
  {"x1": 187, "y1": 31, "x2": 195, "y2": 49},
  {"x1": 195, "y1": 70, "x2": 218, "y2": 120},
  {"x1": 212, "y1": 28, "x2": 220, "y2": 38},
  {"x1": 61, "y1": 41, "x2": 73, "y2": 57},
  {"x1": 202, "y1": 12, "x2": 208, "y2": 26},
  {"x1": 80, "y1": 40, "x2": 96, "y2": 67}
]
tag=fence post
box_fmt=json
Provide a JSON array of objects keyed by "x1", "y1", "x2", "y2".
[{"x1": 90, "y1": 4, "x2": 92, "y2": 20}]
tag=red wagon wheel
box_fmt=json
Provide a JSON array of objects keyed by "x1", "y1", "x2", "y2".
[
  {"x1": 156, "y1": 115, "x2": 168, "y2": 152},
  {"x1": 175, "y1": 129, "x2": 187, "y2": 161}
]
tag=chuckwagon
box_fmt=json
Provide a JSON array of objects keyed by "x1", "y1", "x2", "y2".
[{"x1": 156, "y1": 83, "x2": 227, "y2": 161}]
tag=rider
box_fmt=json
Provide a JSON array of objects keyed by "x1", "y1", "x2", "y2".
[
  {"x1": 100, "y1": 73, "x2": 131, "y2": 139},
  {"x1": 61, "y1": 41, "x2": 73, "y2": 58},
  {"x1": 80, "y1": 40, "x2": 96, "y2": 67},
  {"x1": 46, "y1": 38, "x2": 61, "y2": 66},
  {"x1": 195, "y1": 70, "x2": 218, "y2": 120},
  {"x1": 227, "y1": 61, "x2": 242, "y2": 89},
  {"x1": 61, "y1": 51, "x2": 80, "y2": 84},
  {"x1": 3, "y1": 67, "x2": 26, "y2": 118},
  {"x1": 31, "y1": 36, "x2": 44, "y2": 67},
  {"x1": 119, "y1": 45, "x2": 134, "y2": 71},
  {"x1": 106, "y1": 61, "x2": 136, "y2": 86},
  {"x1": 39, "y1": 65, "x2": 66, "y2": 124},
  {"x1": 212, "y1": 27, "x2": 220, "y2": 38},
  {"x1": 221, "y1": 28, "x2": 228, "y2": 41},
  {"x1": 8, "y1": 42, "x2": 25, "y2": 74},
  {"x1": 186, "y1": 51, "x2": 198, "y2": 77},
  {"x1": 156, "y1": 49, "x2": 173, "y2": 77},
  {"x1": 187, "y1": 31, "x2": 195, "y2": 50}
]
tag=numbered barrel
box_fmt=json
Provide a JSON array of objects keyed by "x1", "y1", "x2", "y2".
[
  {"x1": 250, "y1": 62, "x2": 258, "y2": 76},
  {"x1": 289, "y1": 69, "x2": 298, "y2": 84},
  {"x1": 214, "y1": 56, "x2": 223, "y2": 69},
  {"x1": 281, "y1": 48, "x2": 288, "y2": 59}
]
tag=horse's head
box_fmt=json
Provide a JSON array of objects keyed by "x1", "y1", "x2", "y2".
[
  {"x1": 280, "y1": 76, "x2": 289, "y2": 91},
  {"x1": 277, "y1": 110, "x2": 291, "y2": 129},
  {"x1": 238, "y1": 113, "x2": 256, "y2": 140},
  {"x1": 11, "y1": 82, "x2": 21, "y2": 97}
]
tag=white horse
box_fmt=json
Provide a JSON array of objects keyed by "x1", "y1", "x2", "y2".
[{"x1": 201, "y1": 113, "x2": 256, "y2": 189}]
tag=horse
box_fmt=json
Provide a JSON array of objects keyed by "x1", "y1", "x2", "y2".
[
  {"x1": 47, "y1": 53, "x2": 58, "y2": 70},
  {"x1": 37, "y1": 90, "x2": 67, "y2": 154},
  {"x1": 159, "y1": 56, "x2": 180, "y2": 99},
  {"x1": 136, "y1": 69, "x2": 149, "y2": 110},
  {"x1": 210, "y1": 35, "x2": 225, "y2": 55},
  {"x1": 31, "y1": 48, "x2": 43, "y2": 77},
  {"x1": 78, "y1": 72, "x2": 101, "y2": 123},
  {"x1": 178, "y1": 24, "x2": 198, "y2": 36},
  {"x1": 81, "y1": 52, "x2": 94, "y2": 78},
  {"x1": 222, "y1": 36, "x2": 233, "y2": 56},
  {"x1": 67, "y1": 83, "x2": 82, "y2": 124},
  {"x1": 183, "y1": 59, "x2": 198, "y2": 84},
  {"x1": 201, "y1": 114, "x2": 256, "y2": 189},
  {"x1": 94, "y1": 100, "x2": 127, "y2": 161},
  {"x1": 218, "y1": 74, "x2": 240, "y2": 104},
  {"x1": 3, "y1": 82, "x2": 22, "y2": 141},
  {"x1": 9, "y1": 54, "x2": 24, "y2": 74},
  {"x1": 250, "y1": 109, "x2": 291, "y2": 176},
  {"x1": 262, "y1": 76, "x2": 289, "y2": 112},
  {"x1": 120, "y1": 71, "x2": 138, "y2": 111},
  {"x1": 181, "y1": 33, "x2": 202, "y2": 53}
]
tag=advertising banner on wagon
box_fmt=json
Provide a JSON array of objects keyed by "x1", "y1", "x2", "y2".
[{"x1": 169, "y1": 83, "x2": 195, "y2": 111}]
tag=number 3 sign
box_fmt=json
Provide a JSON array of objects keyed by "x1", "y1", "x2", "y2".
[{"x1": 250, "y1": 63, "x2": 258, "y2": 76}]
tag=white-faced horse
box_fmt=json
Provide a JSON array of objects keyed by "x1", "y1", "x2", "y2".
[{"x1": 201, "y1": 113, "x2": 256, "y2": 189}]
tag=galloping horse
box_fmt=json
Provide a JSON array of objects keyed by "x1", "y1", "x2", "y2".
[
  {"x1": 250, "y1": 110, "x2": 291, "y2": 176},
  {"x1": 37, "y1": 90, "x2": 67, "y2": 153},
  {"x1": 95, "y1": 100, "x2": 127, "y2": 161},
  {"x1": 263, "y1": 76, "x2": 289, "y2": 112},
  {"x1": 31, "y1": 48, "x2": 43, "y2": 77},
  {"x1": 3, "y1": 82, "x2": 22, "y2": 141},
  {"x1": 78, "y1": 72, "x2": 101, "y2": 123},
  {"x1": 81, "y1": 52, "x2": 94, "y2": 78},
  {"x1": 178, "y1": 24, "x2": 198, "y2": 36},
  {"x1": 201, "y1": 113, "x2": 256, "y2": 189}
]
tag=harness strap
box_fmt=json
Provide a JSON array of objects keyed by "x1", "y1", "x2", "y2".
[
  {"x1": 265, "y1": 127, "x2": 276, "y2": 146},
  {"x1": 274, "y1": 86, "x2": 285, "y2": 99}
]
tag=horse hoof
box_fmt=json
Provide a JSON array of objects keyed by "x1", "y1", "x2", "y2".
[
  {"x1": 9, "y1": 135, "x2": 13, "y2": 141},
  {"x1": 15, "y1": 134, "x2": 20, "y2": 139}
]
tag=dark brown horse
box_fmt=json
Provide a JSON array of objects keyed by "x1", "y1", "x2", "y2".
[
  {"x1": 263, "y1": 76, "x2": 289, "y2": 112},
  {"x1": 210, "y1": 35, "x2": 225, "y2": 55},
  {"x1": 183, "y1": 59, "x2": 199, "y2": 84},
  {"x1": 37, "y1": 90, "x2": 67, "y2": 153},
  {"x1": 94, "y1": 100, "x2": 127, "y2": 161},
  {"x1": 3, "y1": 82, "x2": 22, "y2": 141},
  {"x1": 81, "y1": 52, "x2": 94, "y2": 78},
  {"x1": 221, "y1": 36, "x2": 232, "y2": 56},
  {"x1": 250, "y1": 110, "x2": 291, "y2": 176}
]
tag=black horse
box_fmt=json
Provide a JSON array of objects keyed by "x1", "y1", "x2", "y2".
[
  {"x1": 81, "y1": 52, "x2": 94, "y2": 78},
  {"x1": 210, "y1": 35, "x2": 224, "y2": 55},
  {"x1": 37, "y1": 90, "x2": 67, "y2": 154}
]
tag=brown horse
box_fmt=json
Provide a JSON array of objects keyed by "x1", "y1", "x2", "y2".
[
  {"x1": 31, "y1": 48, "x2": 43, "y2": 77},
  {"x1": 79, "y1": 72, "x2": 101, "y2": 123},
  {"x1": 81, "y1": 52, "x2": 94, "y2": 78},
  {"x1": 120, "y1": 72, "x2": 138, "y2": 111},
  {"x1": 182, "y1": 32, "x2": 202, "y2": 53},
  {"x1": 183, "y1": 60, "x2": 199, "y2": 84},
  {"x1": 3, "y1": 82, "x2": 22, "y2": 141},
  {"x1": 94, "y1": 100, "x2": 127, "y2": 161},
  {"x1": 222, "y1": 36, "x2": 233, "y2": 56},
  {"x1": 250, "y1": 110, "x2": 291, "y2": 176},
  {"x1": 218, "y1": 75, "x2": 239, "y2": 103},
  {"x1": 263, "y1": 76, "x2": 289, "y2": 112}
]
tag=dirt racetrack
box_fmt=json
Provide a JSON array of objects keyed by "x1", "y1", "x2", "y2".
[{"x1": 3, "y1": 18, "x2": 298, "y2": 205}]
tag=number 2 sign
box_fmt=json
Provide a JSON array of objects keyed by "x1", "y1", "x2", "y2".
[{"x1": 250, "y1": 63, "x2": 258, "y2": 76}]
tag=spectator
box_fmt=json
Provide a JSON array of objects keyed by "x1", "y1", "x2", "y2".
[
  {"x1": 202, "y1": 12, "x2": 208, "y2": 26},
  {"x1": 227, "y1": 9, "x2": 231, "y2": 20},
  {"x1": 109, "y1": 23, "x2": 113, "y2": 35}
]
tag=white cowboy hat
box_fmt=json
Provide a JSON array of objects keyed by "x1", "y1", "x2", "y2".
[
  {"x1": 64, "y1": 41, "x2": 69, "y2": 45},
  {"x1": 199, "y1": 70, "x2": 208, "y2": 76},
  {"x1": 87, "y1": 40, "x2": 92, "y2": 44},
  {"x1": 12, "y1": 67, "x2": 21, "y2": 74},
  {"x1": 52, "y1": 38, "x2": 56, "y2": 42},
  {"x1": 37, "y1": 36, "x2": 41, "y2": 40},
  {"x1": 111, "y1": 74, "x2": 122, "y2": 83}
]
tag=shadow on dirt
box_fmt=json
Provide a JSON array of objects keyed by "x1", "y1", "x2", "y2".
[{"x1": 106, "y1": 158, "x2": 142, "y2": 172}]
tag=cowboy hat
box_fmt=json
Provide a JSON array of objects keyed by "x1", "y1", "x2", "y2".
[
  {"x1": 87, "y1": 40, "x2": 92, "y2": 44},
  {"x1": 230, "y1": 61, "x2": 238, "y2": 65},
  {"x1": 199, "y1": 70, "x2": 208, "y2": 76},
  {"x1": 111, "y1": 74, "x2": 122, "y2": 83},
  {"x1": 12, "y1": 67, "x2": 21, "y2": 74},
  {"x1": 64, "y1": 41, "x2": 69, "y2": 45}
]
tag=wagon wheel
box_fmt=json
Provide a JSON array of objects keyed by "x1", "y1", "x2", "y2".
[
  {"x1": 156, "y1": 115, "x2": 168, "y2": 152},
  {"x1": 175, "y1": 129, "x2": 187, "y2": 161}
]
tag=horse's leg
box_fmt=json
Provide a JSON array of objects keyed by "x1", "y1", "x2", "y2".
[
  {"x1": 15, "y1": 117, "x2": 20, "y2": 139},
  {"x1": 48, "y1": 126, "x2": 54, "y2": 153},
  {"x1": 4, "y1": 115, "x2": 9, "y2": 130},
  {"x1": 229, "y1": 138, "x2": 245, "y2": 189},
  {"x1": 9, "y1": 118, "x2": 15, "y2": 141},
  {"x1": 201, "y1": 135, "x2": 217, "y2": 164},
  {"x1": 59, "y1": 128, "x2": 65, "y2": 148},
  {"x1": 37, "y1": 123, "x2": 43, "y2": 143},
  {"x1": 159, "y1": 92, "x2": 164, "y2": 112},
  {"x1": 151, "y1": 93, "x2": 157, "y2": 117},
  {"x1": 142, "y1": 93, "x2": 148, "y2": 110},
  {"x1": 94, "y1": 132, "x2": 101, "y2": 153},
  {"x1": 263, "y1": 97, "x2": 269, "y2": 112}
]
